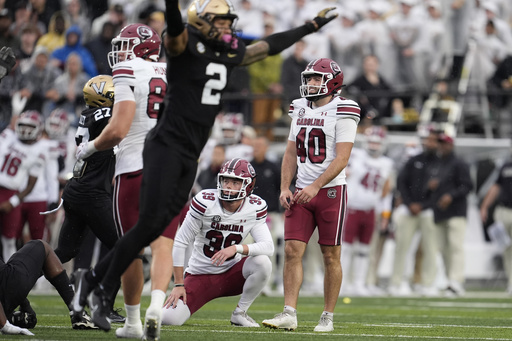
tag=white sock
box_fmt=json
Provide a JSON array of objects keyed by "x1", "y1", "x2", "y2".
[
  {"x1": 1, "y1": 236, "x2": 16, "y2": 262},
  {"x1": 149, "y1": 289, "x2": 166, "y2": 311},
  {"x1": 284, "y1": 305, "x2": 296, "y2": 315},
  {"x1": 124, "y1": 303, "x2": 141, "y2": 326},
  {"x1": 234, "y1": 306, "x2": 244, "y2": 314},
  {"x1": 321, "y1": 311, "x2": 333, "y2": 321}
]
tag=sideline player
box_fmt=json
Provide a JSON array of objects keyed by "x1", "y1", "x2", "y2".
[
  {"x1": 161, "y1": 158, "x2": 273, "y2": 327},
  {"x1": 73, "y1": 1, "x2": 338, "y2": 338},
  {"x1": 262, "y1": 58, "x2": 360, "y2": 332}
]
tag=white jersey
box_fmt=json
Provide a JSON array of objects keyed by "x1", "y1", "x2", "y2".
[
  {"x1": 173, "y1": 189, "x2": 273, "y2": 275},
  {"x1": 0, "y1": 129, "x2": 45, "y2": 190},
  {"x1": 112, "y1": 57, "x2": 167, "y2": 177},
  {"x1": 22, "y1": 139, "x2": 60, "y2": 203},
  {"x1": 288, "y1": 97, "x2": 360, "y2": 189},
  {"x1": 346, "y1": 148, "x2": 394, "y2": 211}
]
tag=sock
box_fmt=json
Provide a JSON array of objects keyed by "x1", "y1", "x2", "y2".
[
  {"x1": 284, "y1": 305, "x2": 296, "y2": 315},
  {"x1": 234, "y1": 306, "x2": 244, "y2": 314},
  {"x1": 48, "y1": 271, "x2": 74, "y2": 307},
  {"x1": 321, "y1": 311, "x2": 333, "y2": 321},
  {"x1": 125, "y1": 303, "x2": 141, "y2": 326},
  {"x1": 148, "y1": 290, "x2": 166, "y2": 311},
  {"x1": 1, "y1": 236, "x2": 16, "y2": 262}
]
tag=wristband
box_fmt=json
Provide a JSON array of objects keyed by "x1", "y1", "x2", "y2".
[
  {"x1": 174, "y1": 284, "x2": 184, "y2": 287},
  {"x1": 9, "y1": 195, "x2": 20, "y2": 208},
  {"x1": 235, "y1": 244, "x2": 243, "y2": 254}
]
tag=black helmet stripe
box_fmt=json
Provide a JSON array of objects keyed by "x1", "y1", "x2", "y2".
[{"x1": 227, "y1": 158, "x2": 242, "y2": 172}]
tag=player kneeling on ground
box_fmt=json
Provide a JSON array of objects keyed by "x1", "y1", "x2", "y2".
[{"x1": 162, "y1": 158, "x2": 273, "y2": 327}]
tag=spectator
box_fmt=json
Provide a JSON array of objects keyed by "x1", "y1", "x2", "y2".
[
  {"x1": 46, "y1": 52, "x2": 89, "y2": 120},
  {"x1": 17, "y1": 45, "x2": 61, "y2": 116},
  {"x1": 248, "y1": 19, "x2": 283, "y2": 139},
  {"x1": 29, "y1": 0, "x2": 62, "y2": 31},
  {"x1": 480, "y1": 156, "x2": 512, "y2": 295},
  {"x1": 0, "y1": 8, "x2": 20, "y2": 51},
  {"x1": 0, "y1": 49, "x2": 23, "y2": 129},
  {"x1": 280, "y1": 39, "x2": 308, "y2": 107},
  {"x1": 196, "y1": 144, "x2": 226, "y2": 190},
  {"x1": 85, "y1": 21, "x2": 116, "y2": 75},
  {"x1": 90, "y1": 3, "x2": 125, "y2": 39},
  {"x1": 430, "y1": 133, "x2": 472, "y2": 296},
  {"x1": 63, "y1": 0, "x2": 91, "y2": 43},
  {"x1": 16, "y1": 24, "x2": 42, "y2": 74},
  {"x1": 36, "y1": 11, "x2": 69, "y2": 54},
  {"x1": 9, "y1": 0, "x2": 41, "y2": 38},
  {"x1": 50, "y1": 25, "x2": 98, "y2": 78},
  {"x1": 389, "y1": 129, "x2": 440, "y2": 296}
]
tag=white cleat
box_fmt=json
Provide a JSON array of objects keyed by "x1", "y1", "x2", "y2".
[
  {"x1": 230, "y1": 310, "x2": 260, "y2": 327},
  {"x1": 143, "y1": 307, "x2": 162, "y2": 341},
  {"x1": 115, "y1": 322, "x2": 143, "y2": 339},
  {"x1": 262, "y1": 311, "x2": 297, "y2": 331},
  {"x1": 313, "y1": 315, "x2": 334, "y2": 332}
]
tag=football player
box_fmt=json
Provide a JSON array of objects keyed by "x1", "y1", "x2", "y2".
[
  {"x1": 72, "y1": 24, "x2": 178, "y2": 338},
  {"x1": 74, "y1": 0, "x2": 337, "y2": 338},
  {"x1": 161, "y1": 158, "x2": 273, "y2": 327},
  {"x1": 0, "y1": 111, "x2": 46, "y2": 261},
  {"x1": 262, "y1": 58, "x2": 360, "y2": 332},
  {"x1": 340, "y1": 126, "x2": 395, "y2": 296},
  {"x1": 53, "y1": 75, "x2": 119, "y2": 329}
]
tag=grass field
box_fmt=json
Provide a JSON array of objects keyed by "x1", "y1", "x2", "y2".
[{"x1": 20, "y1": 291, "x2": 512, "y2": 341}]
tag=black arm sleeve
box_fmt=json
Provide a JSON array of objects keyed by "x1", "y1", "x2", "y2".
[
  {"x1": 262, "y1": 23, "x2": 316, "y2": 56},
  {"x1": 166, "y1": 0, "x2": 185, "y2": 37}
]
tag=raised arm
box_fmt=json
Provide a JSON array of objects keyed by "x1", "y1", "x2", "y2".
[
  {"x1": 241, "y1": 7, "x2": 338, "y2": 66},
  {"x1": 164, "y1": 0, "x2": 189, "y2": 57}
]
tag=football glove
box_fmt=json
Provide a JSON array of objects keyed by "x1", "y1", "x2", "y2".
[
  {"x1": 75, "y1": 140, "x2": 98, "y2": 160},
  {"x1": 311, "y1": 7, "x2": 338, "y2": 31},
  {"x1": 1, "y1": 320, "x2": 34, "y2": 336},
  {"x1": 0, "y1": 46, "x2": 16, "y2": 80},
  {"x1": 10, "y1": 310, "x2": 38, "y2": 329}
]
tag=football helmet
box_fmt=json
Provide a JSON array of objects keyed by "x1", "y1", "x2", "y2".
[
  {"x1": 45, "y1": 108, "x2": 70, "y2": 139},
  {"x1": 187, "y1": 0, "x2": 238, "y2": 50},
  {"x1": 300, "y1": 58, "x2": 344, "y2": 101},
  {"x1": 15, "y1": 110, "x2": 43, "y2": 142},
  {"x1": 108, "y1": 23, "x2": 161, "y2": 68},
  {"x1": 212, "y1": 112, "x2": 244, "y2": 145},
  {"x1": 83, "y1": 75, "x2": 115, "y2": 108},
  {"x1": 363, "y1": 125, "x2": 387, "y2": 157},
  {"x1": 217, "y1": 158, "x2": 256, "y2": 201}
]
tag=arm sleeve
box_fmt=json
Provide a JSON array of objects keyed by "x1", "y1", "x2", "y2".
[
  {"x1": 166, "y1": 0, "x2": 185, "y2": 37},
  {"x1": 263, "y1": 24, "x2": 315, "y2": 56},
  {"x1": 247, "y1": 221, "x2": 274, "y2": 257},
  {"x1": 172, "y1": 211, "x2": 202, "y2": 267},
  {"x1": 335, "y1": 118, "x2": 358, "y2": 143}
]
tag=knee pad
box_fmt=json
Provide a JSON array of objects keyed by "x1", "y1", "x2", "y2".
[{"x1": 161, "y1": 299, "x2": 190, "y2": 326}]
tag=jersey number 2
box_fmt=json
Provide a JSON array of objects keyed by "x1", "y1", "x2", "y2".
[{"x1": 201, "y1": 63, "x2": 227, "y2": 105}]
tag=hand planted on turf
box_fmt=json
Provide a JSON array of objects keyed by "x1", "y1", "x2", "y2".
[{"x1": 1, "y1": 320, "x2": 35, "y2": 336}]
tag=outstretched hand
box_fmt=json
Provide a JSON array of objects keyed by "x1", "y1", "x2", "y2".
[{"x1": 311, "y1": 7, "x2": 338, "y2": 31}]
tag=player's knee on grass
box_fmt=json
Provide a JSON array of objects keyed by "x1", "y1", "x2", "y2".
[{"x1": 161, "y1": 300, "x2": 190, "y2": 325}]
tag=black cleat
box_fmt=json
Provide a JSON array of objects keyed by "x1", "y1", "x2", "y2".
[
  {"x1": 107, "y1": 308, "x2": 126, "y2": 324},
  {"x1": 88, "y1": 287, "x2": 111, "y2": 331},
  {"x1": 69, "y1": 269, "x2": 92, "y2": 314},
  {"x1": 70, "y1": 310, "x2": 98, "y2": 330}
]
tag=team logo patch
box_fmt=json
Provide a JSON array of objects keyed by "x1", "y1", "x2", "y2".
[
  {"x1": 212, "y1": 215, "x2": 221, "y2": 222},
  {"x1": 327, "y1": 188, "x2": 337, "y2": 199},
  {"x1": 298, "y1": 108, "x2": 306, "y2": 118},
  {"x1": 137, "y1": 26, "x2": 153, "y2": 39},
  {"x1": 331, "y1": 61, "x2": 341, "y2": 74},
  {"x1": 197, "y1": 42, "x2": 205, "y2": 54}
]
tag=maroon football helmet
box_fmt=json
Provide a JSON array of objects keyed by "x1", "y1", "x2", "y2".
[
  {"x1": 363, "y1": 125, "x2": 387, "y2": 157},
  {"x1": 300, "y1": 58, "x2": 344, "y2": 100},
  {"x1": 15, "y1": 110, "x2": 43, "y2": 142},
  {"x1": 108, "y1": 23, "x2": 161, "y2": 68},
  {"x1": 45, "y1": 108, "x2": 70, "y2": 139},
  {"x1": 217, "y1": 158, "x2": 256, "y2": 201}
]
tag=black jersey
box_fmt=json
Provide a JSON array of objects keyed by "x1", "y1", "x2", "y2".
[
  {"x1": 62, "y1": 106, "x2": 115, "y2": 203},
  {"x1": 162, "y1": 27, "x2": 246, "y2": 128},
  {"x1": 496, "y1": 161, "x2": 512, "y2": 207}
]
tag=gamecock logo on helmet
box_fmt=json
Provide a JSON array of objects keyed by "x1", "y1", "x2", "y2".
[{"x1": 137, "y1": 26, "x2": 153, "y2": 39}]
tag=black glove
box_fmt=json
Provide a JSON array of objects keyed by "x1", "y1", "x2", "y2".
[
  {"x1": 311, "y1": 7, "x2": 338, "y2": 31},
  {"x1": 10, "y1": 310, "x2": 38, "y2": 329},
  {"x1": 0, "y1": 46, "x2": 16, "y2": 80}
]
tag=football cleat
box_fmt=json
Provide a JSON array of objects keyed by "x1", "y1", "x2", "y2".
[
  {"x1": 70, "y1": 310, "x2": 98, "y2": 330},
  {"x1": 313, "y1": 315, "x2": 334, "y2": 332},
  {"x1": 230, "y1": 310, "x2": 260, "y2": 327},
  {"x1": 262, "y1": 311, "x2": 297, "y2": 331},
  {"x1": 108, "y1": 308, "x2": 126, "y2": 324},
  {"x1": 143, "y1": 305, "x2": 162, "y2": 341},
  {"x1": 88, "y1": 287, "x2": 111, "y2": 331},
  {"x1": 116, "y1": 322, "x2": 144, "y2": 339},
  {"x1": 69, "y1": 269, "x2": 92, "y2": 314}
]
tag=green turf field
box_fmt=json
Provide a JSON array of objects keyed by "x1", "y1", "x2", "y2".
[{"x1": 20, "y1": 292, "x2": 512, "y2": 340}]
